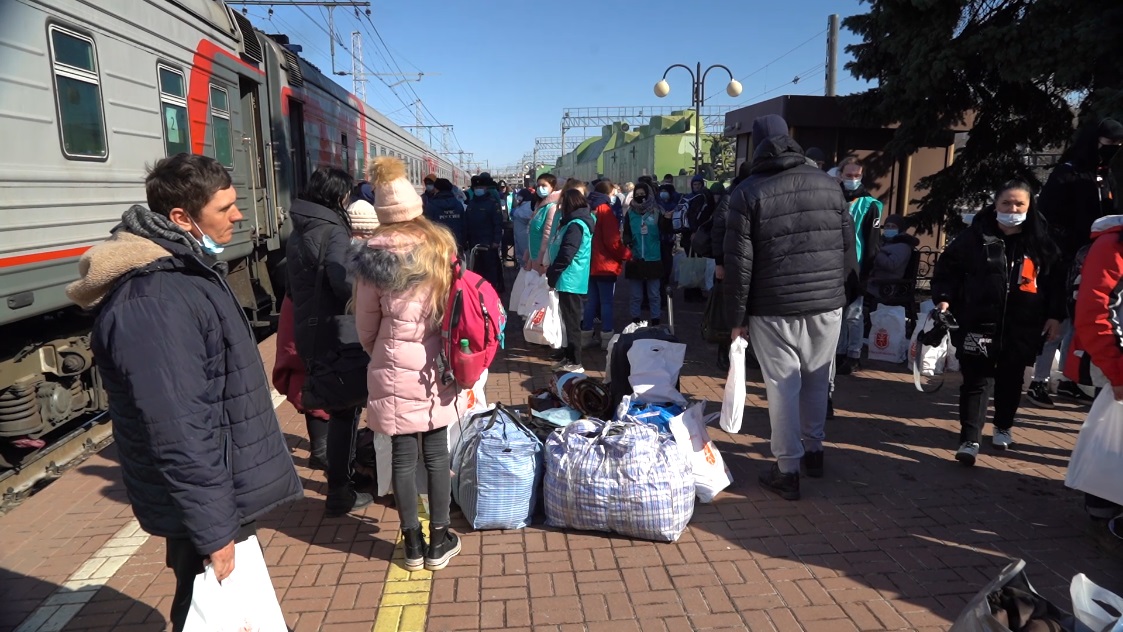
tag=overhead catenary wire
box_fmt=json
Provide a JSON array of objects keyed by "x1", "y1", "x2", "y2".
[
  {"x1": 706, "y1": 27, "x2": 829, "y2": 101},
  {"x1": 733, "y1": 61, "x2": 826, "y2": 106}
]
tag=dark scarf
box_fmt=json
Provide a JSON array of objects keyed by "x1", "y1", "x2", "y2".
[{"x1": 119, "y1": 205, "x2": 227, "y2": 273}]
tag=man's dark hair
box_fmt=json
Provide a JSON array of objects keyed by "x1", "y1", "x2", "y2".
[
  {"x1": 594, "y1": 179, "x2": 614, "y2": 195},
  {"x1": 301, "y1": 166, "x2": 354, "y2": 228},
  {"x1": 434, "y1": 177, "x2": 454, "y2": 192},
  {"x1": 663, "y1": 173, "x2": 673, "y2": 180},
  {"x1": 537, "y1": 173, "x2": 558, "y2": 188},
  {"x1": 145, "y1": 153, "x2": 232, "y2": 219}
]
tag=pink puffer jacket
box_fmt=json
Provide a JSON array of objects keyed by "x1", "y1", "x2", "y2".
[{"x1": 351, "y1": 233, "x2": 463, "y2": 436}]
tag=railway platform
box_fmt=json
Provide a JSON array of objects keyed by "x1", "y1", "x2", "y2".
[{"x1": 2, "y1": 291, "x2": 1122, "y2": 632}]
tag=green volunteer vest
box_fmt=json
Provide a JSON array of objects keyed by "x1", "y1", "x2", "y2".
[
  {"x1": 848, "y1": 196, "x2": 884, "y2": 263},
  {"x1": 548, "y1": 217, "x2": 594, "y2": 294},
  {"x1": 528, "y1": 202, "x2": 557, "y2": 262}
]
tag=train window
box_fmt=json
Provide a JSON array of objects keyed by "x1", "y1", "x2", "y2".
[
  {"x1": 48, "y1": 26, "x2": 107, "y2": 159},
  {"x1": 158, "y1": 65, "x2": 190, "y2": 156},
  {"x1": 209, "y1": 86, "x2": 233, "y2": 168}
]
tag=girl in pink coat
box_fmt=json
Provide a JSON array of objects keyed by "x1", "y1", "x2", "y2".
[{"x1": 350, "y1": 157, "x2": 463, "y2": 572}]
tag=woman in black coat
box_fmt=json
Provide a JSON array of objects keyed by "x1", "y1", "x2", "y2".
[
  {"x1": 287, "y1": 167, "x2": 373, "y2": 516},
  {"x1": 932, "y1": 180, "x2": 1064, "y2": 466}
]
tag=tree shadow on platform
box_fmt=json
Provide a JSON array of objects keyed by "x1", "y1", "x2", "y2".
[{"x1": 0, "y1": 567, "x2": 166, "y2": 632}]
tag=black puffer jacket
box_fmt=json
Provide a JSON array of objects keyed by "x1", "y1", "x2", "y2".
[
  {"x1": 723, "y1": 136, "x2": 856, "y2": 324},
  {"x1": 82, "y1": 234, "x2": 302, "y2": 555},
  {"x1": 932, "y1": 209, "x2": 1066, "y2": 364},
  {"x1": 287, "y1": 199, "x2": 361, "y2": 365}
]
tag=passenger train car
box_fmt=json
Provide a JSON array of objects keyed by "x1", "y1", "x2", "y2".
[{"x1": 0, "y1": 0, "x2": 466, "y2": 465}]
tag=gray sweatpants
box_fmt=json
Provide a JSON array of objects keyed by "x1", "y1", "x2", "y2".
[{"x1": 749, "y1": 309, "x2": 843, "y2": 474}]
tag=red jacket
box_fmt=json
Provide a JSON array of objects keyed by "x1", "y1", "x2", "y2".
[
  {"x1": 272, "y1": 296, "x2": 329, "y2": 420},
  {"x1": 1068, "y1": 216, "x2": 1123, "y2": 387},
  {"x1": 589, "y1": 202, "x2": 630, "y2": 277}
]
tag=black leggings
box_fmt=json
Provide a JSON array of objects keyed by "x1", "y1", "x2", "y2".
[
  {"x1": 391, "y1": 427, "x2": 451, "y2": 530},
  {"x1": 558, "y1": 291, "x2": 583, "y2": 366},
  {"x1": 958, "y1": 352, "x2": 1027, "y2": 444}
]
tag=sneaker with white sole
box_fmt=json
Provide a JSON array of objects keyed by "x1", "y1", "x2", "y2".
[
  {"x1": 955, "y1": 441, "x2": 980, "y2": 466},
  {"x1": 992, "y1": 428, "x2": 1013, "y2": 450},
  {"x1": 556, "y1": 363, "x2": 584, "y2": 374},
  {"x1": 1026, "y1": 381, "x2": 1054, "y2": 408}
]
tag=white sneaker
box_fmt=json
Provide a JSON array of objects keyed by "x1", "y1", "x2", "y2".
[
  {"x1": 955, "y1": 441, "x2": 980, "y2": 466},
  {"x1": 557, "y1": 363, "x2": 585, "y2": 374},
  {"x1": 992, "y1": 428, "x2": 1013, "y2": 450}
]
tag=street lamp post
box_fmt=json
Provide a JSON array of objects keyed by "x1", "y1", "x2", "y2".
[{"x1": 654, "y1": 63, "x2": 742, "y2": 176}]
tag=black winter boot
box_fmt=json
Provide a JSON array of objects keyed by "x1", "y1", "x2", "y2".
[
  {"x1": 425, "y1": 526, "x2": 462, "y2": 571},
  {"x1": 402, "y1": 527, "x2": 426, "y2": 571}
]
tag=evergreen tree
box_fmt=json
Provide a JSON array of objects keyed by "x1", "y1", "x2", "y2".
[{"x1": 843, "y1": 0, "x2": 1122, "y2": 230}]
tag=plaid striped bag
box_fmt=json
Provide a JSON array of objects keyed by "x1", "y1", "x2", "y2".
[
  {"x1": 453, "y1": 405, "x2": 543, "y2": 530},
  {"x1": 544, "y1": 418, "x2": 694, "y2": 542}
]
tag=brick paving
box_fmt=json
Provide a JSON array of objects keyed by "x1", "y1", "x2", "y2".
[{"x1": 1, "y1": 274, "x2": 1122, "y2": 631}]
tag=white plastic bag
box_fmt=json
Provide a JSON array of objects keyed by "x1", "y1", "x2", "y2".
[
  {"x1": 509, "y1": 268, "x2": 531, "y2": 311},
  {"x1": 1065, "y1": 388, "x2": 1123, "y2": 507},
  {"x1": 867, "y1": 305, "x2": 908, "y2": 363},
  {"x1": 518, "y1": 271, "x2": 548, "y2": 317},
  {"x1": 627, "y1": 339, "x2": 687, "y2": 405},
  {"x1": 668, "y1": 403, "x2": 732, "y2": 503},
  {"x1": 909, "y1": 308, "x2": 948, "y2": 377},
  {"x1": 720, "y1": 338, "x2": 748, "y2": 433},
  {"x1": 1072, "y1": 573, "x2": 1123, "y2": 632},
  {"x1": 524, "y1": 289, "x2": 565, "y2": 348},
  {"x1": 183, "y1": 535, "x2": 287, "y2": 632}
]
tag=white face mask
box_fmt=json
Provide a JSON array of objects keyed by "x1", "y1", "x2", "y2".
[{"x1": 996, "y1": 212, "x2": 1027, "y2": 228}]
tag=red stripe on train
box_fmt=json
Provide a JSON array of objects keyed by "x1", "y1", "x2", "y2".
[
  {"x1": 188, "y1": 39, "x2": 264, "y2": 155},
  {"x1": 0, "y1": 247, "x2": 90, "y2": 269}
]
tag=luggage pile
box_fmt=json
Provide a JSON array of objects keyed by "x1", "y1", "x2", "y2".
[{"x1": 446, "y1": 321, "x2": 734, "y2": 543}]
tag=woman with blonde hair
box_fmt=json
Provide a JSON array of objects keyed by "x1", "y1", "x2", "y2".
[{"x1": 350, "y1": 157, "x2": 463, "y2": 572}]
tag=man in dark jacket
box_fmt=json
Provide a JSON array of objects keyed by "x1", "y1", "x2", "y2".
[
  {"x1": 66, "y1": 154, "x2": 303, "y2": 631},
  {"x1": 465, "y1": 176, "x2": 505, "y2": 290},
  {"x1": 425, "y1": 178, "x2": 468, "y2": 247},
  {"x1": 724, "y1": 114, "x2": 856, "y2": 501},
  {"x1": 1029, "y1": 117, "x2": 1123, "y2": 407}
]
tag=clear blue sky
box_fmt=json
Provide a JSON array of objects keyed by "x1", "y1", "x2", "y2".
[{"x1": 237, "y1": 0, "x2": 874, "y2": 169}]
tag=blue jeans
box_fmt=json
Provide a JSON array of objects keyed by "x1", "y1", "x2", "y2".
[
  {"x1": 1032, "y1": 318, "x2": 1073, "y2": 382},
  {"x1": 835, "y1": 296, "x2": 864, "y2": 359},
  {"x1": 582, "y1": 278, "x2": 617, "y2": 333},
  {"x1": 629, "y1": 278, "x2": 661, "y2": 319}
]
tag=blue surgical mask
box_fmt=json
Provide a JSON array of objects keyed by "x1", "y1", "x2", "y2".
[
  {"x1": 842, "y1": 179, "x2": 862, "y2": 191},
  {"x1": 882, "y1": 228, "x2": 898, "y2": 239},
  {"x1": 425, "y1": 184, "x2": 434, "y2": 192},
  {"x1": 996, "y1": 212, "x2": 1027, "y2": 228},
  {"x1": 190, "y1": 219, "x2": 224, "y2": 255},
  {"x1": 659, "y1": 192, "x2": 670, "y2": 201},
  {"x1": 474, "y1": 188, "x2": 485, "y2": 197},
  {"x1": 537, "y1": 185, "x2": 550, "y2": 197}
]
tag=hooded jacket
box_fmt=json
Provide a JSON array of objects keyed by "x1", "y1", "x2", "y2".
[
  {"x1": 587, "y1": 191, "x2": 630, "y2": 278},
  {"x1": 1067, "y1": 215, "x2": 1123, "y2": 387},
  {"x1": 546, "y1": 205, "x2": 596, "y2": 293},
  {"x1": 867, "y1": 233, "x2": 920, "y2": 297},
  {"x1": 932, "y1": 208, "x2": 1065, "y2": 364},
  {"x1": 287, "y1": 199, "x2": 363, "y2": 368},
  {"x1": 350, "y1": 233, "x2": 464, "y2": 436},
  {"x1": 723, "y1": 135, "x2": 856, "y2": 323},
  {"x1": 530, "y1": 191, "x2": 562, "y2": 265},
  {"x1": 1042, "y1": 120, "x2": 1120, "y2": 264},
  {"x1": 623, "y1": 182, "x2": 667, "y2": 280},
  {"x1": 67, "y1": 208, "x2": 302, "y2": 555}
]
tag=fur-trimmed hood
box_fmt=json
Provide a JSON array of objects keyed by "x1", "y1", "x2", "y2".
[
  {"x1": 66, "y1": 231, "x2": 171, "y2": 309},
  {"x1": 349, "y1": 232, "x2": 423, "y2": 291}
]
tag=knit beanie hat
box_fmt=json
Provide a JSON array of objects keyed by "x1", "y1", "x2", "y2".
[
  {"x1": 369, "y1": 156, "x2": 423, "y2": 225},
  {"x1": 346, "y1": 199, "x2": 380, "y2": 237}
]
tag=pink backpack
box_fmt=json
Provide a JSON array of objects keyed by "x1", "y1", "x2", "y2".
[{"x1": 440, "y1": 258, "x2": 506, "y2": 389}]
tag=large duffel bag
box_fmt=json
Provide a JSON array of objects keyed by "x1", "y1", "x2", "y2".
[
  {"x1": 606, "y1": 326, "x2": 683, "y2": 411},
  {"x1": 452, "y1": 404, "x2": 543, "y2": 530},
  {"x1": 543, "y1": 418, "x2": 694, "y2": 542}
]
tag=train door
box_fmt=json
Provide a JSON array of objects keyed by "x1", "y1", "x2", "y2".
[
  {"x1": 239, "y1": 78, "x2": 273, "y2": 241},
  {"x1": 341, "y1": 133, "x2": 349, "y2": 175},
  {"x1": 289, "y1": 99, "x2": 307, "y2": 194}
]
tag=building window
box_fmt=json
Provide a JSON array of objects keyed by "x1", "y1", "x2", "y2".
[
  {"x1": 49, "y1": 26, "x2": 106, "y2": 159},
  {"x1": 158, "y1": 65, "x2": 190, "y2": 156},
  {"x1": 209, "y1": 85, "x2": 233, "y2": 167}
]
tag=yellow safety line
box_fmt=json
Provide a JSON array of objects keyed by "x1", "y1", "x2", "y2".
[{"x1": 373, "y1": 495, "x2": 432, "y2": 632}]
